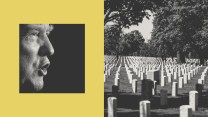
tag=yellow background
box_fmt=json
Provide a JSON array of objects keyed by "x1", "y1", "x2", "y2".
[{"x1": 0, "y1": 0, "x2": 103, "y2": 117}]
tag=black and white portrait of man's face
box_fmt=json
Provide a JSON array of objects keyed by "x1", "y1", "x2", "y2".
[
  {"x1": 20, "y1": 24, "x2": 54, "y2": 92},
  {"x1": 19, "y1": 24, "x2": 85, "y2": 93}
]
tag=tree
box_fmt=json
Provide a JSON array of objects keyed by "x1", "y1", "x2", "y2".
[
  {"x1": 139, "y1": 40, "x2": 158, "y2": 57},
  {"x1": 120, "y1": 30, "x2": 144, "y2": 55},
  {"x1": 104, "y1": 0, "x2": 165, "y2": 56},
  {"x1": 104, "y1": 0, "x2": 164, "y2": 28},
  {"x1": 151, "y1": 0, "x2": 208, "y2": 64},
  {"x1": 192, "y1": 19, "x2": 208, "y2": 65},
  {"x1": 104, "y1": 24, "x2": 122, "y2": 55}
]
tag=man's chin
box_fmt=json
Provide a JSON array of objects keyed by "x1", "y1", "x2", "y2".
[
  {"x1": 32, "y1": 77, "x2": 44, "y2": 92},
  {"x1": 20, "y1": 77, "x2": 44, "y2": 93}
]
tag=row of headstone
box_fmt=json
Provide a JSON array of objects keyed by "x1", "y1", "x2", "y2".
[
  {"x1": 106, "y1": 56, "x2": 200, "y2": 73},
  {"x1": 105, "y1": 56, "x2": 203, "y2": 97},
  {"x1": 125, "y1": 65, "x2": 133, "y2": 84},
  {"x1": 104, "y1": 59, "x2": 121, "y2": 82},
  {"x1": 121, "y1": 64, "x2": 201, "y2": 97},
  {"x1": 108, "y1": 91, "x2": 199, "y2": 117},
  {"x1": 198, "y1": 66, "x2": 208, "y2": 84},
  {"x1": 104, "y1": 55, "x2": 116, "y2": 64},
  {"x1": 114, "y1": 66, "x2": 121, "y2": 88},
  {"x1": 124, "y1": 56, "x2": 201, "y2": 87}
]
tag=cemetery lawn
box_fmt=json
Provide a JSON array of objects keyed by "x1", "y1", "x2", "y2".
[{"x1": 104, "y1": 66, "x2": 208, "y2": 117}]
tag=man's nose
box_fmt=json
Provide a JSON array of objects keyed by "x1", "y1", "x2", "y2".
[{"x1": 39, "y1": 36, "x2": 54, "y2": 56}]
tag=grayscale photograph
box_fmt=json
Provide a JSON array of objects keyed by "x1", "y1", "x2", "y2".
[
  {"x1": 20, "y1": 24, "x2": 85, "y2": 93},
  {"x1": 104, "y1": 0, "x2": 208, "y2": 117}
]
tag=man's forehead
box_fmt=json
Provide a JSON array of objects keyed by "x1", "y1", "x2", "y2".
[{"x1": 24, "y1": 24, "x2": 53, "y2": 31}]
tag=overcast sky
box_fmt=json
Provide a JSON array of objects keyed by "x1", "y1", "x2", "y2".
[{"x1": 123, "y1": 13, "x2": 154, "y2": 43}]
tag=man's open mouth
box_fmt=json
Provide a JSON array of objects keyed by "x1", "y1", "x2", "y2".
[{"x1": 38, "y1": 62, "x2": 50, "y2": 76}]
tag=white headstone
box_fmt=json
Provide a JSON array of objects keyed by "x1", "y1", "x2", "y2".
[
  {"x1": 174, "y1": 71, "x2": 178, "y2": 80},
  {"x1": 188, "y1": 72, "x2": 191, "y2": 80},
  {"x1": 108, "y1": 97, "x2": 117, "y2": 117},
  {"x1": 140, "y1": 100, "x2": 150, "y2": 117},
  {"x1": 146, "y1": 70, "x2": 159, "y2": 83},
  {"x1": 152, "y1": 80, "x2": 157, "y2": 95},
  {"x1": 167, "y1": 73, "x2": 172, "y2": 83},
  {"x1": 180, "y1": 105, "x2": 192, "y2": 117},
  {"x1": 141, "y1": 72, "x2": 145, "y2": 80},
  {"x1": 138, "y1": 70, "x2": 141, "y2": 77},
  {"x1": 184, "y1": 73, "x2": 188, "y2": 84},
  {"x1": 172, "y1": 82, "x2": 178, "y2": 96},
  {"x1": 128, "y1": 74, "x2": 133, "y2": 84},
  {"x1": 191, "y1": 70, "x2": 194, "y2": 78},
  {"x1": 161, "y1": 76, "x2": 166, "y2": 87},
  {"x1": 198, "y1": 79, "x2": 204, "y2": 84},
  {"x1": 132, "y1": 79, "x2": 138, "y2": 93},
  {"x1": 114, "y1": 78, "x2": 120, "y2": 88},
  {"x1": 179, "y1": 77, "x2": 184, "y2": 88},
  {"x1": 189, "y1": 91, "x2": 198, "y2": 111}
]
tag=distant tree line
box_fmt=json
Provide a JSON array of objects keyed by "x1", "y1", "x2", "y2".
[{"x1": 104, "y1": 25, "x2": 144, "y2": 56}]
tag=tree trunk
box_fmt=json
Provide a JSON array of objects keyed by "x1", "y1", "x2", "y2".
[
  {"x1": 199, "y1": 57, "x2": 204, "y2": 66},
  {"x1": 171, "y1": 56, "x2": 174, "y2": 61},
  {"x1": 199, "y1": 53, "x2": 205, "y2": 65},
  {"x1": 177, "y1": 51, "x2": 185, "y2": 64}
]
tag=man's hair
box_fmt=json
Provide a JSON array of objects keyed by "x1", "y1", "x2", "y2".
[{"x1": 19, "y1": 24, "x2": 54, "y2": 37}]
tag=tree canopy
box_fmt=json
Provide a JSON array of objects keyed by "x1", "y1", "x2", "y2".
[
  {"x1": 151, "y1": 0, "x2": 208, "y2": 64},
  {"x1": 104, "y1": 0, "x2": 164, "y2": 28},
  {"x1": 105, "y1": 26, "x2": 144, "y2": 55}
]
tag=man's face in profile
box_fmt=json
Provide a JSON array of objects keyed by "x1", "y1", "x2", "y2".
[{"x1": 20, "y1": 24, "x2": 54, "y2": 92}]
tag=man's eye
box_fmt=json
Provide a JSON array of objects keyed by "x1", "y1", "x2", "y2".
[
  {"x1": 23, "y1": 31, "x2": 39, "y2": 42},
  {"x1": 30, "y1": 32, "x2": 39, "y2": 36}
]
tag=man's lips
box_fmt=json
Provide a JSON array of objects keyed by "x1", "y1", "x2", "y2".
[
  {"x1": 38, "y1": 62, "x2": 50, "y2": 76},
  {"x1": 38, "y1": 68, "x2": 47, "y2": 76}
]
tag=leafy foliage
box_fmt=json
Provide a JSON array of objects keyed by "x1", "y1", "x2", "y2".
[
  {"x1": 151, "y1": 0, "x2": 208, "y2": 64},
  {"x1": 104, "y1": 25, "x2": 122, "y2": 55},
  {"x1": 104, "y1": 0, "x2": 164, "y2": 28},
  {"x1": 105, "y1": 26, "x2": 144, "y2": 55},
  {"x1": 120, "y1": 30, "x2": 144, "y2": 55}
]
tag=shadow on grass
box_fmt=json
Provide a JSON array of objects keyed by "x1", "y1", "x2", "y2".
[
  {"x1": 199, "y1": 91, "x2": 208, "y2": 108},
  {"x1": 104, "y1": 92, "x2": 191, "y2": 110},
  {"x1": 151, "y1": 94, "x2": 189, "y2": 109},
  {"x1": 104, "y1": 110, "x2": 179, "y2": 117},
  {"x1": 104, "y1": 92, "x2": 142, "y2": 109},
  {"x1": 105, "y1": 90, "x2": 208, "y2": 109}
]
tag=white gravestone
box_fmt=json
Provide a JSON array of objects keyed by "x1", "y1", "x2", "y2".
[
  {"x1": 108, "y1": 97, "x2": 117, "y2": 117},
  {"x1": 114, "y1": 78, "x2": 120, "y2": 88},
  {"x1": 189, "y1": 91, "x2": 198, "y2": 111},
  {"x1": 188, "y1": 72, "x2": 191, "y2": 80},
  {"x1": 180, "y1": 105, "x2": 192, "y2": 117},
  {"x1": 152, "y1": 80, "x2": 157, "y2": 95},
  {"x1": 146, "y1": 70, "x2": 159, "y2": 83},
  {"x1": 132, "y1": 79, "x2": 138, "y2": 93},
  {"x1": 140, "y1": 100, "x2": 150, "y2": 117},
  {"x1": 161, "y1": 76, "x2": 166, "y2": 87},
  {"x1": 174, "y1": 71, "x2": 178, "y2": 80},
  {"x1": 172, "y1": 82, "x2": 178, "y2": 96},
  {"x1": 179, "y1": 77, "x2": 184, "y2": 88},
  {"x1": 184, "y1": 73, "x2": 188, "y2": 84}
]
